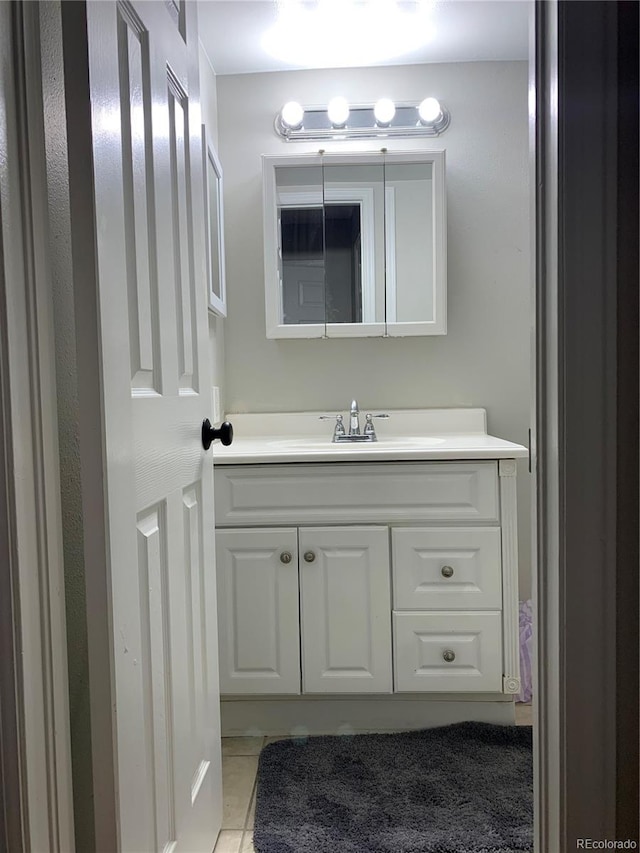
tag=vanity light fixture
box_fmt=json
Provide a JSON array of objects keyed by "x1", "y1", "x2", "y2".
[
  {"x1": 280, "y1": 100, "x2": 304, "y2": 130},
  {"x1": 418, "y1": 96, "x2": 443, "y2": 125},
  {"x1": 274, "y1": 97, "x2": 450, "y2": 141},
  {"x1": 327, "y1": 96, "x2": 350, "y2": 127},
  {"x1": 374, "y1": 98, "x2": 396, "y2": 127}
]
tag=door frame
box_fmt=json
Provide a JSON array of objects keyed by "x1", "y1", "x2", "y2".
[
  {"x1": 533, "y1": 1, "x2": 639, "y2": 848},
  {"x1": 0, "y1": 2, "x2": 74, "y2": 850}
]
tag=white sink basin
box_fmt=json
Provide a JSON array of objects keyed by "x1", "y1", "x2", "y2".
[
  {"x1": 266, "y1": 436, "x2": 447, "y2": 450},
  {"x1": 266, "y1": 439, "x2": 333, "y2": 450},
  {"x1": 375, "y1": 436, "x2": 447, "y2": 447}
]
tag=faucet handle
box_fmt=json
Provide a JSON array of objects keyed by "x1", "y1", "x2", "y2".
[
  {"x1": 319, "y1": 414, "x2": 346, "y2": 439},
  {"x1": 363, "y1": 413, "x2": 390, "y2": 438}
]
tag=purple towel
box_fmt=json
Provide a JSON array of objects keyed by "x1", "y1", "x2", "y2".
[{"x1": 517, "y1": 599, "x2": 533, "y2": 703}]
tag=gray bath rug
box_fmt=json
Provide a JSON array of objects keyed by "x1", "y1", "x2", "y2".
[{"x1": 253, "y1": 721, "x2": 532, "y2": 853}]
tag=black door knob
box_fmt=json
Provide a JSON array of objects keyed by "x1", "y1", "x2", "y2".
[{"x1": 202, "y1": 419, "x2": 233, "y2": 450}]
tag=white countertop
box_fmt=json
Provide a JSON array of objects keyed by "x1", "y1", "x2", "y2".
[{"x1": 212, "y1": 408, "x2": 528, "y2": 465}]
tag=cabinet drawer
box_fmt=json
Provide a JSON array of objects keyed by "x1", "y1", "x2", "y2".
[
  {"x1": 392, "y1": 528, "x2": 502, "y2": 610},
  {"x1": 393, "y1": 612, "x2": 502, "y2": 692},
  {"x1": 214, "y1": 462, "x2": 499, "y2": 526}
]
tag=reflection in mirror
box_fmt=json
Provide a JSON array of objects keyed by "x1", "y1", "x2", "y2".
[
  {"x1": 281, "y1": 206, "x2": 324, "y2": 324},
  {"x1": 322, "y1": 163, "x2": 385, "y2": 324},
  {"x1": 276, "y1": 165, "x2": 325, "y2": 326},
  {"x1": 323, "y1": 203, "x2": 361, "y2": 322},
  {"x1": 384, "y1": 162, "x2": 434, "y2": 323}
]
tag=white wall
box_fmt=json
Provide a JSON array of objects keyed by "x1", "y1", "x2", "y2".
[
  {"x1": 216, "y1": 60, "x2": 532, "y2": 595},
  {"x1": 199, "y1": 42, "x2": 226, "y2": 413}
]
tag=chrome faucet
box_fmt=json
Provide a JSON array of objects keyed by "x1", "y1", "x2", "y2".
[
  {"x1": 320, "y1": 402, "x2": 390, "y2": 443},
  {"x1": 349, "y1": 399, "x2": 360, "y2": 435}
]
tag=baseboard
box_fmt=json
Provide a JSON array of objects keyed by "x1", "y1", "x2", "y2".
[{"x1": 221, "y1": 695, "x2": 516, "y2": 736}]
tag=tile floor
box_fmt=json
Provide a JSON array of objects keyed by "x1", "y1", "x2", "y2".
[
  {"x1": 214, "y1": 735, "x2": 288, "y2": 853},
  {"x1": 213, "y1": 705, "x2": 533, "y2": 853}
]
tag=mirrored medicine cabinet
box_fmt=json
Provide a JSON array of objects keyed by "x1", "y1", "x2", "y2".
[{"x1": 262, "y1": 150, "x2": 446, "y2": 339}]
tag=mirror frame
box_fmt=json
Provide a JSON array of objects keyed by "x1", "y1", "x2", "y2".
[
  {"x1": 262, "y1": 150, "x2": 446, "y2": 339},
  {"x1": 202, "y1": 126, "x2": 227, "y2": 317}
]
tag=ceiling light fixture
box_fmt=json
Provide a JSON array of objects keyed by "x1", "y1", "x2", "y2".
[{"x1": 274, "y1": 98, "x2": 450, "y2": 141}]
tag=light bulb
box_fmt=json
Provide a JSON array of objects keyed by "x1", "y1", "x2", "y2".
[
  {"x1": 374, "y1": 98, "x2": 396, "y2": 126},
  {"x1": 327, "y1": 96, "x2": 350, "y2": 127},
  {"x1": 418, "y1": 97, "x2": 442, "y2": 124},
  {"x1": 280, "y1": 101, "x2": 304, "y2": 129}
]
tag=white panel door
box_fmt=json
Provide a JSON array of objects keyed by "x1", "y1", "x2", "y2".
[
  {"x1": 300, "y1": 527, "x2": 392, "y2": 693},
  {"x1": 216, "y1": 529, "x2": 301, "y2": 694},
  {"x1": 282, "y1": 261, "x2": 326, "y2": 324},
  {"x1": 85, "y1": 2, "x2": 221, "y2": 850}
]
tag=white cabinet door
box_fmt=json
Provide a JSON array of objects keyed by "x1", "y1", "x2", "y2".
[
  {"x1": 300, "y1": 527, "x2": 392, "y2": 693},
  {"x1": 217, "y1": 529, "x2": 301, "y2": 694}
]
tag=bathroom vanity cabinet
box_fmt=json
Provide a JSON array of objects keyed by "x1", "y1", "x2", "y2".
[
  {"x1": 214, "y1": 459, "x2": 521, "y2": 701},
  {"x1": 211, "y1": 408, "x2": 527, "y2": 733}
]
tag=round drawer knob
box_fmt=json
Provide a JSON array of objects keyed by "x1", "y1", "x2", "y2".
[
  {"x1": 441, "y1": 565, "x2": 454, "y2": 578},
  {"x1": 303, "y1": 551, "x2": 316, "y2": 563},
  {"x1": 443, "y1": 649, "x2": 456, "y2": 663},
  {"x1": 280, "y1": 551, "x2": 292, "y2": 564}
]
